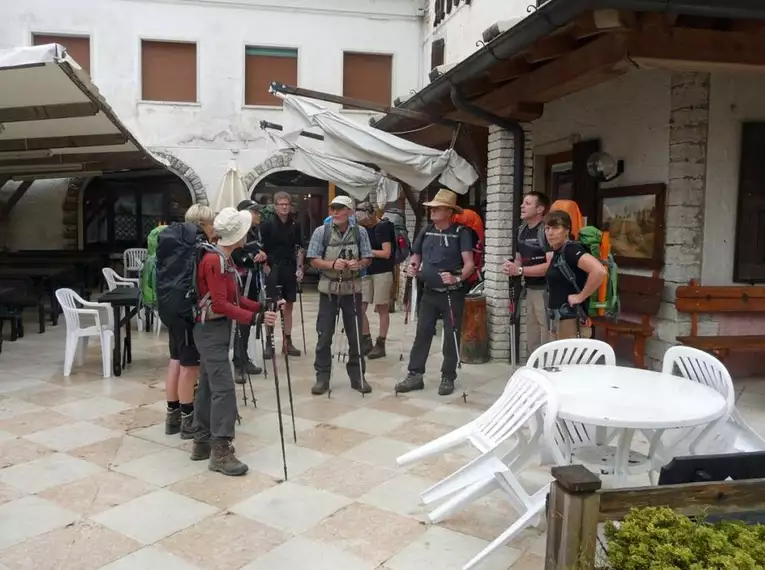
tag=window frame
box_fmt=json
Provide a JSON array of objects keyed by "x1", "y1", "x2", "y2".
[
  {"x1": 242, "y1": 44, "x2": 299, "y2": 108},
  {"x1": 341, "y1": 51, "x2": 394, "y2": 110},
  {"x1": 733, "y1": 121, "x2": 765, "y2": 284},
  {"x1": 138, "y1": 37, "x2": 200, "y2": 105}
]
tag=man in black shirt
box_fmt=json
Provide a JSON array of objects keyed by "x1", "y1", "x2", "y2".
[
  {"x1": 260, "y1": 191, "x2": 304, "y2": 358},
  {"x1": 397, "y1": 189, "x2": 475, "y2": 397},
  {"x1": 503, "y1": 191, "x2": 551, "y2": 356},
  {"x1": 356, "y1": 201, "x2": 394, "y2": 359}
]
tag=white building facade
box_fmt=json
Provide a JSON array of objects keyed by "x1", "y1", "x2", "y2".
[{"x1": 0, "y1": 0, "x2": 424, "y2": 250}]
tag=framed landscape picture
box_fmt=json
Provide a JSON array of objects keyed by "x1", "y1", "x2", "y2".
[{"x1": 598, "y1": 183, "x2": 666, "y2": 269}]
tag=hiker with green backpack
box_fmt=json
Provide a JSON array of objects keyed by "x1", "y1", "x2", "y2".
[{"x1": 543, "y1": 210, "x2": 607, "y2": 340}]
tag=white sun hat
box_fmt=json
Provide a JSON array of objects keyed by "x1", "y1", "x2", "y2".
[{"x1": 214, "y1": 207, "x2": 252, "y2": 247}]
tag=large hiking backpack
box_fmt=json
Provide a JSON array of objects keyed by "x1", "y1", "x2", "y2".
[
  {"x1": 554, "y1": 228, "x2": 620, "y2": 319},
  {"x1": 382, "y1": 208, "x2": 411, "y2": 265},
  {"x1": 452, "y1": 209, "x2": 484, "y2": 285},
  {"x1": 140, "y1": 225, "x2": 167, "y2": 310},
  {"x1": 155, "y1": 222, "x2": 207, "y2": 327},
  {"x1": 550, "y1": 199, "x2": 584, "y2": 239}
]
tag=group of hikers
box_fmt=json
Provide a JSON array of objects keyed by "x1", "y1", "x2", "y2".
[{"x1": 146, "y1": 186, "x2": 608, "y2": 477}]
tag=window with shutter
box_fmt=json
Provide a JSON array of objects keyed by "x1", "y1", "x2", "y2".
[
  {"x1": 141, "y1": 40, "x2": 197, "y2": 103},
  {"x1": 32, "y1": 34, "x2": 90, "y2": 74},
  {"x1": 734, "y1": 122, "x2": 765, "y2": 283},
  {"x1": 342, "y1": 53, "x2": 393, "y2": 107},
  {"x1": 245, "y1": 47, "x2": 298, "y2": 106},
  {"x1": 431, "y1": 39, "x2": 445, "y2": 70}
]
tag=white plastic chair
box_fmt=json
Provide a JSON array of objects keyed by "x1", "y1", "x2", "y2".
[
  {"x1": 102, "y1": 267, "x2": 139, "y2": 291},
  {"x1": 659, "y1": 346, "x2": 741, "y2": 457},
  {"x1": 396, "y1": 368, "x2": 565, "y2": 568},
  {"x1": 123, "y1": 248, "x2": 147, "y2": 279},
  {"x1": 55, "y1": 288, "x2": 114, "y2": 378}
]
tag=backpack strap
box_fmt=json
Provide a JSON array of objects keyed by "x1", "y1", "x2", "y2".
[
  {"x1": 517, "y1": 221, "x2": 528, "y2": 241},
  {"x1": 537, "y1": 224, "x2": 546, "y2": 251},
  {"x1": 555, "y1": 242, "x2": 581, "y2": 293}
]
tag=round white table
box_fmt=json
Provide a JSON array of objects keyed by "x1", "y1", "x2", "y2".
[{"x1": 540, "y1": 364, "x2": 728, "y2": 484}]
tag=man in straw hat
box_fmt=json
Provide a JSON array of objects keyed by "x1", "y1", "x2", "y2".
[{"x1": 397, "y1": 188, "x2": 475, "y2": 396}]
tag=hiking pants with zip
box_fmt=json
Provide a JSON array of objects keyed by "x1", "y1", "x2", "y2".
[
  {"x1": 314, "y1": 292, "x2": 365, "y2": 384},
  {"x1": 408, "y1": 287, "x2": 465, "y2": 381},
  {"x1": 193, "y1": 319, "x2": 237, "y2": 442}
]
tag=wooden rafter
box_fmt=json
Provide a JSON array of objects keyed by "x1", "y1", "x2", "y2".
[
  {"x1": 0, "y1": 102, "x2": 98, "y2": 123},
  {"x1": 0, "y1": 133, "x2": 127, "y2": 153}
]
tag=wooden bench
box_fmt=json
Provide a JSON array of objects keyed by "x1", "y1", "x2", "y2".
[
  {"x1": 675, "y1": 279, "x2": 765, "y2": 360},
  {"x1": 592, "y1": 273, "x2": 664, "y2": 369}
]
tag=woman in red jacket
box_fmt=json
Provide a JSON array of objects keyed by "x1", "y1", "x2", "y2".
[{"x1": 192, "y1": 207, "x2": 280, "y2": 476}]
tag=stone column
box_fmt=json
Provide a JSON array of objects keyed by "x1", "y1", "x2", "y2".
[
  {"x1": 646, "y1": 71, "x2": 711, "y2": 369},
  {"x1": 484, "y1": 124, "x2": 533, "y2": 361}
]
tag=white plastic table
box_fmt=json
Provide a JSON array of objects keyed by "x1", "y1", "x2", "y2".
[{"x1": 541, "y1": 364, "x2": 728, "y2": 485}]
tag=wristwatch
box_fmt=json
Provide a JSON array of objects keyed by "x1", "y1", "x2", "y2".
[{"x1": 517, "y1": 266, "x2": 524, "y2": 276}]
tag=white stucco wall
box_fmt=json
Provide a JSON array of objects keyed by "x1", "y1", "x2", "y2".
[
  {"x1": 421, "y1": 0, "x2": 530, "y2": 82},
  {"x1": 0, "y1": 0, "x2": 422, "y2": 249},
  {"x1": 703, "y1": 73, "x2": 765, "y2": 286}
]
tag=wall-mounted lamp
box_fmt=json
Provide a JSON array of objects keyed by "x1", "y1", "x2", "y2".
[{"x1": 586, "y1": 151, "x2": 624, "y2": 183}]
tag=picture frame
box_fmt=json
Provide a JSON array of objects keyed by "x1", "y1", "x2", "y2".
[{"x1": 597, "y1": 183, "x2": 666, "y2": 270}]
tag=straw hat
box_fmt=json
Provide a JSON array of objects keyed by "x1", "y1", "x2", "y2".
[
  {"x1": 214, "y1": 207, "x2": 252, "y2": 247},
  {"x1": 422, "y1": 188, "x2": 463, "y2": 213}
]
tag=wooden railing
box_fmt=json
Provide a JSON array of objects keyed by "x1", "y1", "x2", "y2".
[{"x1": 544, "y1": 465, "x2": 765, "y2": 569}]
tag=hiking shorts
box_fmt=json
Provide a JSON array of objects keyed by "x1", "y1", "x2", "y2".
[
  {"x1": 267, "y1": 264, "x2": 298, "y2": 303},
  {"x1": 169, "y1": 322, "x2": 200, "y2": 367},
  {"x1": 362, "y1": 272, "x2": 393, "y2": 306}
]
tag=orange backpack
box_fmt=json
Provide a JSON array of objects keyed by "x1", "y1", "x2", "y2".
[
  {"x1": 452, "y1": 209, "x2": 484, "y2": 285},
  {"x1": 549, "y1": 199, "x2": 584, "y2": 239}
]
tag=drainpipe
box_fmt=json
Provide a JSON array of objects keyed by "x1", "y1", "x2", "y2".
[{"x1": 450, "y1": 86, "x2": 524, "y2": 365}]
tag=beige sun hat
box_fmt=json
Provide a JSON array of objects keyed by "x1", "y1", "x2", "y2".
[
  {"x1": 214, "y1": 207, "x2": 252, "y2": 247},
  {"x1": 422, "y1": 188, "x2": 463, "y2": 214}
]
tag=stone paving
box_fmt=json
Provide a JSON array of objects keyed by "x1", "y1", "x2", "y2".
[{"x1": 0, "y1": 291, "x2": 764, "y2": 569}]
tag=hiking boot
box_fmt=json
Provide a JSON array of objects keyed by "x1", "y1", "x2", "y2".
[
  {"x1": 311, "y1": 377, "x2": 330, "y2": 395},
  {"x1": 263, "y1": 344, "x2": 274, "y2": 360},
  {"x1": 284, "y1": 338, "x2": 301, "y2": 357},
  {"x1": 395, "y1": 373, "x2": 424, "y2": 394},
  {"x1": 209, "y1": 440, "x2": 248, "y2": 476},
  {"x1": 361, "y1": 334, "x2": 374, "y2": 355},
  {"x1": 351, "y1": 377, "x2": 372, "y2": 394},
  {"x1": 180, "y1": 412, "x2": 194, "y2": 440},
  {"x1": 190, "y1": 440, "x2": 210, "y2": 461},
  {"x1": 234, "y1": 360, "x2": 262, "y2": 381},
  {"x1": 165, "y1": 407, "x2": 181, "y2": 435},
  {"x1": 368, "y1": 337, "x2": 386, "y2": 360},
  {"x1": 439, "y1": 376, "x2": 456, "y2": 396}
]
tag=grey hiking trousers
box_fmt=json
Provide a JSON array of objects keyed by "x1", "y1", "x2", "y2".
[{"x1": 192, "y1": 319, "x2": 237, "y2": 442}]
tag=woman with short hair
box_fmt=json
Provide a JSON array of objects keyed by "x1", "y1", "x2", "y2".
[{"x1": 544, "y1": 210, "x2": 606, "y2": 340}]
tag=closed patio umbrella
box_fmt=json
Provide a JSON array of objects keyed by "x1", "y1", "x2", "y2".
[{"x1": 213, "y1": 159, "x2": 248, "y2": 213}]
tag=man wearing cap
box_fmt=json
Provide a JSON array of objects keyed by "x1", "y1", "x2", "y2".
[
  {"x1": 232, "y1": 199, "x2": 265, "y2": 376},
  {"x1": 355, "y1": 200, "x2": 394, "y2": 359},
  {"x1": 307, "y1": 195, "x2": 374, "y2": 395},
  {"x1": 397, "y1": 189, "x2": 475, "y2": 396},
  {"x1": 260, "y1": 191, "x2": 304, "y2": 359}
]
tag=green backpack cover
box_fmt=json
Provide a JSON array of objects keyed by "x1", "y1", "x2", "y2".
[
  {"x1": 141, "y1": 225, "x2": 167, "y2": 309},
  {"x1": 555, "y1": 226, "x2": 620, "y2": 319}
]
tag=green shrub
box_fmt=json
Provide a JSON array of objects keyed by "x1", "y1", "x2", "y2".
[{"x1": 604, "y1": 507, "x2": 765, "y2": 569}]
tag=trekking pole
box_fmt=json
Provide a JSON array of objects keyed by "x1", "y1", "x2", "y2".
[
  {"x1": 399, "y1": 276, "x2": 413, "y2": 363},
  {"x1": 347, "y1": 252, "x2": 368, "y2": 397},
  {"x1": 445, "y1": 283, "x2": 462, "y2": 370},
  {"x1": 266, "y1": 294, "x2": 289, "y2": 481},
  {"x1": 257, "y1": 266, "x2": 268, "y2": 379},
  {"x1": 327, "y1": 251, "x2": 346, "y2": 399},
  {"x1": 239, "y1": 271, "x2": 256, "y2": 407},
  {"x1": 297, "y1": 249, "x2": 307, "y2": 354},
  {"x1": 276, "y1": 285, "x2": 297, "y2": 443}
]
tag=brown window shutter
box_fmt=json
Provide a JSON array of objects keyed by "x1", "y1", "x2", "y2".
[
  {"x1": 572, "y1": 138, "x2": 601, "y2": 224},
  {"x1": 342, "y1": 53, "x2": 392, "y2": 108},
  {"x1": 141, "y1": 40, "x2": 197, "y2": 103},
  {"x1": 734, "y1": 122, "x2": 765, "y2": 283},
  {"x1": 33, "y1": 34, "x2": 90, "y2": 74},
  {"x1": 244, "y1": 47, "x2": 298, "y2": 106},
  {"x1": 431, "y1": 39, "x2": 445, "y2": 70}
]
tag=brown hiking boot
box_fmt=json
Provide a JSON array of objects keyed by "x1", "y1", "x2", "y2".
[
  {"x1": 209, "y1": 440, "x2": 248, "y2": 476},
  {"x1": 368, "y1": 337, "x2": 386, "y2": 360},
  {"x1": 165, "y1": 407, "x2": 181, "y2": 435},
  {"x1": 190, "y1": 441, "x2": 210, "y2": 461},
  {"x1": 361, "y1": 334, "x2": 374, "y2": 355},
  {"x1": 180, "y1": 412, "x2": 194, "y2": 440},
  {"x1": 284, "y1": 337, "x2": 301, "y2": 357}
]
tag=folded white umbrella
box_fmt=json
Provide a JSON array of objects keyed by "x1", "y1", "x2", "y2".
[
  {"x1": 266, "y1": 131, "x2": 400, "y2": 208},
  {"x1": 213, "y1": 159, "x2": 248, "y2": 213},
  {"x1": 277, "y1": 94, "x2": 478, "y2": 194}
]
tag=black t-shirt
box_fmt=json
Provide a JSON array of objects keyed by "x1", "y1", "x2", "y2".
[
  {"x1": 546, "y1": 241, "x2": 590, "y2": 317},
  {"x1": 366, "y1": 220, "x2": 395, "y2": 276},
  {"x1": 261, "y1": 216, "x2": 302, "y2": 266},
  {"x1": 413, "y1": 223, "x2": 473, "y2": 289},
  {"x1": 518, "y1": 222, "x2": 550, "y2": 288}
]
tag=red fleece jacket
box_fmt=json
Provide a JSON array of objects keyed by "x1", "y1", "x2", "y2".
[{"x1": 196, "y1": 252, "x2": 260, "y2": 324}]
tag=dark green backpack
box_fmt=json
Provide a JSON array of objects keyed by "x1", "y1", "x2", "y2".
[{"x1": 141, "y1": 225, "x2": 167, "y2": 309}]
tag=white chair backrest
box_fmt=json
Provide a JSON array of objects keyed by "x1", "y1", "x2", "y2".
[
  {"x1": 55, "y1": 288, "x2": 86, "y2": 331},
  {"x1": 527, "y1": 339, "x2": 616, "y2": 369},
  {"x1": 662, "y1": 346, "x2": 735, "y2": 408},
  {"x1": 476, "y1": 367, "x2": 561, "y2": 455},
  {"x1": 123, "y1": 248, "x2": 148, "y2": 271},
  {"x1": 102, "y1": 267, "x2": 121, "y2": 291}
]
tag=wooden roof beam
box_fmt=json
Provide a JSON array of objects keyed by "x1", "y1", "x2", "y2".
[
  {"x1": 525, "y1": 34, "x2": 578, "y2": 64},
  {"x1": 0, "y1": 151, "x2": 147, "y2": 170},
  {"x1": 0, "y1": 133, "x2": 127, "y2": 153},
  {"x1": 0, "y1": 102, "x2": 98, "y2": 124}
]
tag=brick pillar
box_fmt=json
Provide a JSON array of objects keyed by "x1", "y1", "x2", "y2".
[
  {"x1": 485, "y1": 124, "x2": 533, "y2": 361},
  {"x1": 647, "y1": 72, "x2": 711, "y2": 369}
]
